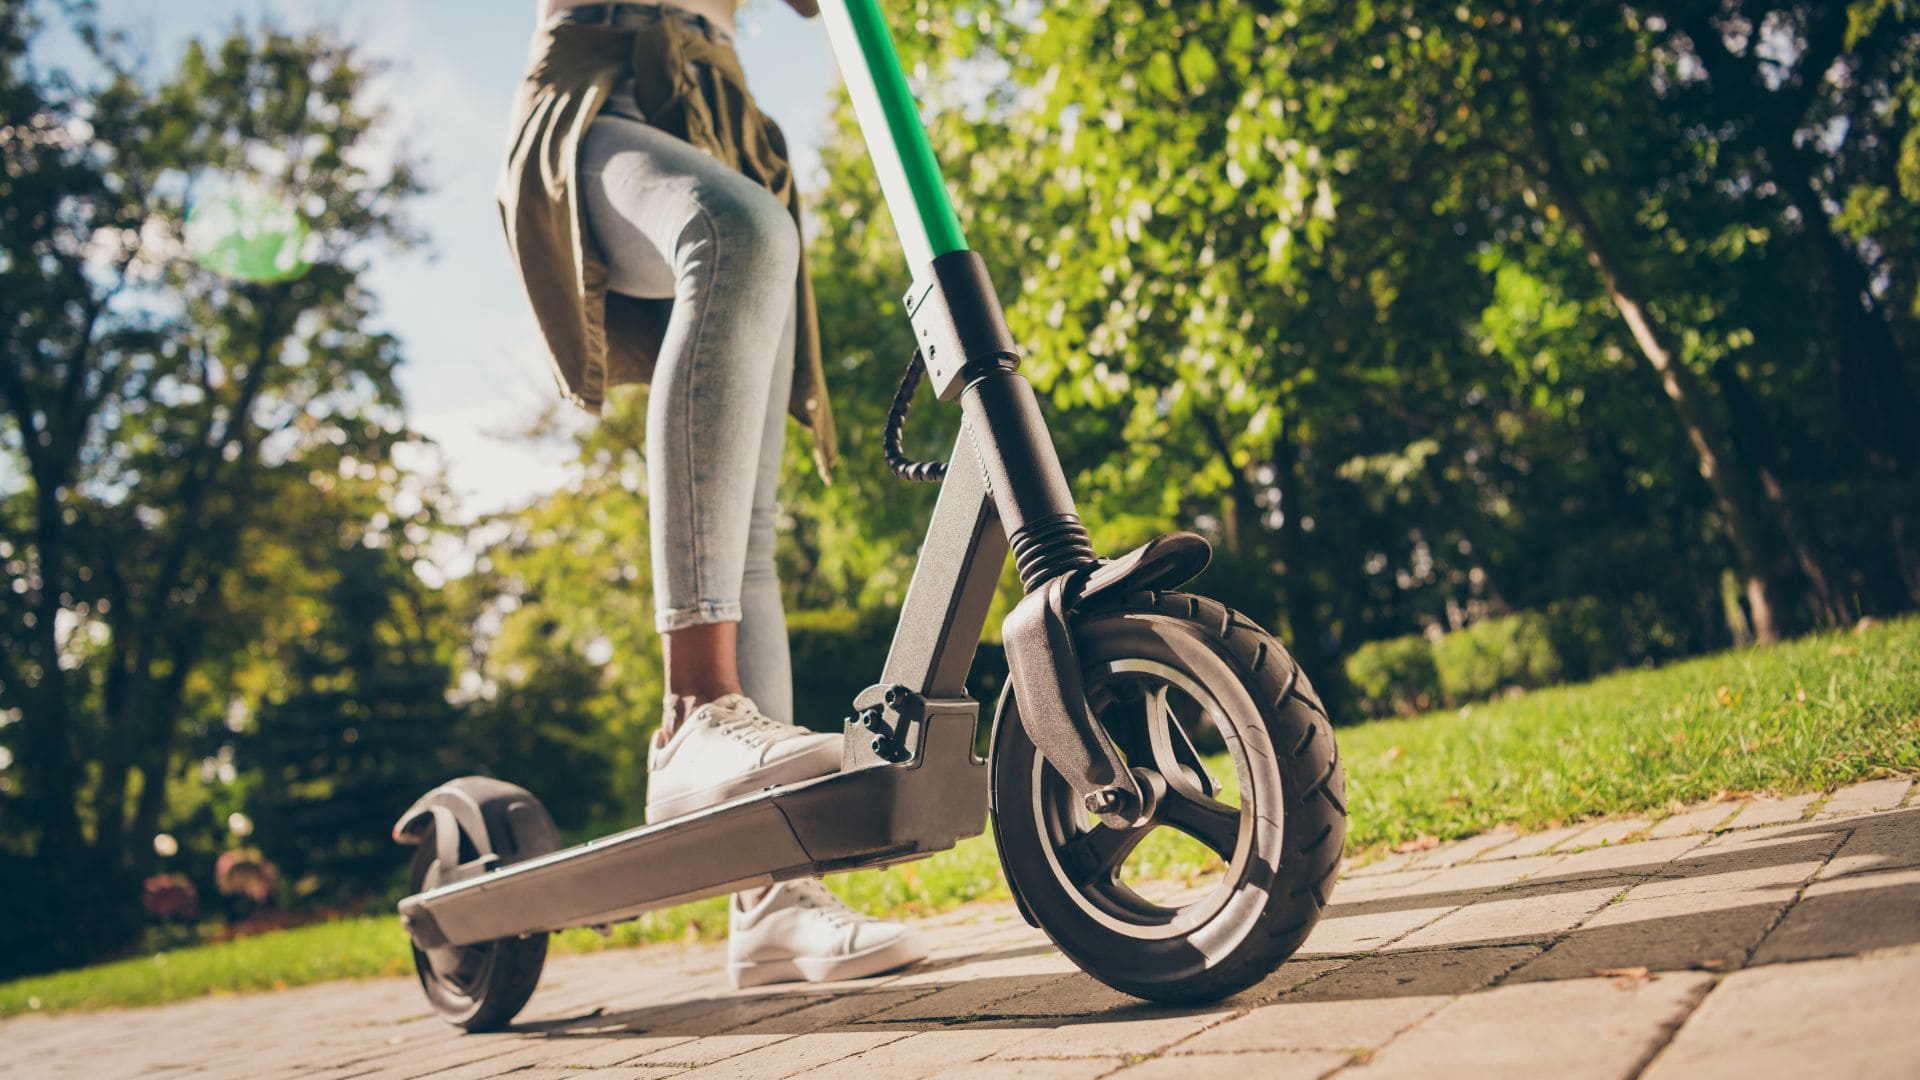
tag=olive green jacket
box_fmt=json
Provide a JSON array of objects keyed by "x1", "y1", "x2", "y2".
[{"x1": 498, "y1": 15, "x2": 836, "y2": 480}]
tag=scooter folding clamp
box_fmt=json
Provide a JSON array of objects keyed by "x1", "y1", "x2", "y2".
[
  {"x1": 848, "y1": 683, "x2": 921, "y2": 765},
  {"x1": 1000, "y1": 531, "x2": 1212, "y2": 828}
]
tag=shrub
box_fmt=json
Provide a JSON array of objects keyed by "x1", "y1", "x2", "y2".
[
  {"x1": 787, "y1": 607, "x2": 899, "y2": 731},
  {"x1": 1540, "y1": 596, "x2": 1620, "y2": 682},
  {"x1": 786, "y1": 605, "x2": 1008, "y2": 752},
  {"x1": 1346, "y1": 635, "x2": 1441, "y2": 718},
  {"x1": 1343, "y1": 595, "x2": 1731, "y2": 722},
  {"x1": 1540, "y1": 594, "x2": 1695, "y2": 681},
  {"x1": 1431, "y1": 612, "x2": 1564, "y2": 705}
]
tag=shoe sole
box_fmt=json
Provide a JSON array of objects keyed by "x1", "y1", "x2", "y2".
[
  {"x1": 728, "y1": 934, "x2": 928, "y2": 990},
  {"x1": 646, "y1": 737, "x2": 844, "y2": 823}
]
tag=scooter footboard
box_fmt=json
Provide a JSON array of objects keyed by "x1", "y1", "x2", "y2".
[{"x1": 400, "y1": 704, "x2": 985, "y2": 949}]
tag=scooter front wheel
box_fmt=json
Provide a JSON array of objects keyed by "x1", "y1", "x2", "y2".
[
  {"x1": 990, "y1": 591, "x2": 1346, "y2": 1004},
  {"x1": 407, "y1": 826, "x2": 549, "y2": 1032}
]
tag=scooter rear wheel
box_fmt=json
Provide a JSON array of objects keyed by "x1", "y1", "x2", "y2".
[
  {"x1": 990, "y1": 590, "x2": 1346, "y2": 1004},
  {"x1": 407, "y1": 827, "x2": 548, "y2": 1032}
]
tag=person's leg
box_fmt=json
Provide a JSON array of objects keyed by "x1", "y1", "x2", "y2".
[
  {"x1": 726, "y1": 302, "x2": 795, "y2": 911},
  {"x1": 734, "y1": 301, "x2": 797, "y2": 726},
  {"x1": 578, "y1": 110, "x2": 799, "y2": 739},
  {"x1": 661, "y1": 621, "x2": 742, "y2": 722},
  {"x1": 577, "y1": 101, "x2": 926, "y2": 989},
  {"x1": 660, "y1": 361, "x2": 794, "y2": 725}
]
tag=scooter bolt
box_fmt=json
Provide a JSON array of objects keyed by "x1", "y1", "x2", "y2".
[{"x1": 1084, "y1": 787, "x2": 1129, "y2": 817}]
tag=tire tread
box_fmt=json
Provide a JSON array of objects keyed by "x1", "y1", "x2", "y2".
[{"x1": 997, "y1": 589, "x2": 1348, "y2": 1005}]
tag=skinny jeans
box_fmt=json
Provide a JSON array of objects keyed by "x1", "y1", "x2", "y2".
[{"x1": 577, "y1": 77, "x2": 797, "y2": 724}]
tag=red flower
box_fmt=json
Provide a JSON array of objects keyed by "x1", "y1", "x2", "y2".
[
  {"x1": 141, "y1": 874, "x2": 199, "y2": 921},
  {"x1": 214, "y1": 848, "x2": 278, "y2": 904}
]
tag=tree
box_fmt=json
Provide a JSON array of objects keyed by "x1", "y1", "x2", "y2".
[
  {"x1": 0, "y1": 8, "x2": 422, "y2": 973},
  {"x1": 1495, "y1": 1, "x2": 1797, "y2": 640},
  {"x1": 796, "y1": 0, "x2": 1917, "y2": 686},
  {"x1": 242, "y1": 556, "x2": 459, "y2": 903},
  {"x1": 451, "y1": 402, "x2": 661, "y2": 828}
]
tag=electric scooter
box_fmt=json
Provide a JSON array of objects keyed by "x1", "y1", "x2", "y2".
[{"x1": 393, "y1": 0, "x2": 1347, "y2": 1032}]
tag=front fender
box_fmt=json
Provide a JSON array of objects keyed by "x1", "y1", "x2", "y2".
[
  {"x1": 393, "y1": 777, "x2": 560, "y2": 889},
  {"x1": 989, "y1": 531, "x2": 1213, "y2": 928},
  {"x1": 998, "y1": 531, "x2": 1213, "y2": 826}
]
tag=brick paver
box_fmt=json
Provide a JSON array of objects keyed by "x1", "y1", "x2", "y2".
[
  {"x1": 1561, "y1": 816, "x2": 1654, "y2": 849},
  {"x1": 1643, "y1": 948, "x2": 1920, "y2": 1080},
  {"x1": 1494, "y1": 823, "x2": 1592, "y2": 857},
  {"x1": 1349, "y1": 973, "x2": 1713, "y2": 1079},
  {"x1": 1645, "y1": 800, "x2": 1745, "y2": 839},
  {"x1": 1723, "y1": 791, "x2": 1821, "y2": 828},
  {"x1": 1814, "y1": 776, "x2": 1912, "y2": 818},
  {"x1": 4, "y1": 778, "x2": 1917, "y2": 1078}
]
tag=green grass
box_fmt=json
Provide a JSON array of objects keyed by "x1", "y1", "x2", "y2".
[
  {"x1": 6, "y1": 615, "x2": 1916, "y2": 1018},
  {"x1": 0, "y1": 915, "x2": 411, "y2": 1018},
  {"x1": 1339, "y1": 614, "x2": 1920, "y2": 850}
]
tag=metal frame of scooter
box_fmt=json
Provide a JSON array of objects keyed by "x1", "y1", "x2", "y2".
[
  {"x1": 400, "y1": 424, "x2": 1010, "y2": 949},
  {"x1": 398, "y1": 0, "x2": 1134, "y2": 952}
]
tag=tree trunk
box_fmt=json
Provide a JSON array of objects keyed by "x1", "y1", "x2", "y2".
[
  {"x1": 1712, "y1": 359, "x2": 1852, "y2": 625},
  {"x1": 1272, "y1": 418, "x2": 1356, "y2": 720},
  {"x1": 97, "y1": 295, "x2": 285, "y2": 871},
  {"x1": 1517, "y1": 59, "x2": 1789, "y2": 642},
  {"x1": 0, "y1": 395, "x2": 88, "y2": 862},
  {"x1": 1674, "y1": 5, "x2": 1920, "y2": 610}
]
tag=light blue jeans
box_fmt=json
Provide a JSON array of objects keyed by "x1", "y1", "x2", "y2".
[{"x1": 579, "y1": 81, "x2": 797, "y2": 724}]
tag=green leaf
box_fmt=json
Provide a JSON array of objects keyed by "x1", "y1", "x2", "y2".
[{"x1": 1178, "y1": 38, "x2": 1219, "y2": 94}]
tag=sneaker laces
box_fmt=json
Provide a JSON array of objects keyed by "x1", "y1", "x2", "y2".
[
  {"x1": 709, "y1": 703, "x2": 796, "y2": 748},
  {"x1": 784, "y1": 879, "x2": 863, "y2": 928}
]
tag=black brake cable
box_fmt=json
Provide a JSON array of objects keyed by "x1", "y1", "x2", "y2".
[{"x1": 882, "y1": 349, "x2": 948, "y2": 482}]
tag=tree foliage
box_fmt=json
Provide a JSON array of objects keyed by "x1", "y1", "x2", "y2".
[
  {"x1": 0, "y1": 6, "x2": 428, "y2": 973},
  {"x1": 5, "y1": 0, "x2": 1918, "y2": 977},
  {"x1": 786, "y1": 0, "x2": 1919, "y2": 719}
]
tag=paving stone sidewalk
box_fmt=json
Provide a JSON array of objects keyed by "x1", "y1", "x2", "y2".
[{"x1": 4, "y1": 776, "x2": 1917, "y2": 1079}]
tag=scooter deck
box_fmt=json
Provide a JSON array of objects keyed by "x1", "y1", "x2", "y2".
[{"x1": 400, "y1": 707, "x2": 985, "y2": 949}]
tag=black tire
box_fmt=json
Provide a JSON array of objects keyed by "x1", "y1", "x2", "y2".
[
  {"x1": 407, "y1": 829, "x2": 549, "y2": 1032},
  {"x1": 990, "y1": 590, "x2": 1346, "y2": 1004}
]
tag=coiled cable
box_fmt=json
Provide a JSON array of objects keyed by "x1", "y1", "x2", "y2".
[{"x1": 883, "y1": 350, "x2": 949, "y2": 482}]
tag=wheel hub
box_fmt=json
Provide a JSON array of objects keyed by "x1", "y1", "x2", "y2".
[{"x1": 1031, "y1": 657, "x2": 1255, "y2": 939}]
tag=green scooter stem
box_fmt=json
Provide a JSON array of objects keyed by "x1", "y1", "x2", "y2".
[
  {"x1": 819, "y1": 1, "x2": 1146, "y2": 817},
  {"x1": 818, "y1": 0, "x2": 968, "y2": 269}
]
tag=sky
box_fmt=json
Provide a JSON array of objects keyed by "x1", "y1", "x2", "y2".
[{"x1": 75, "y1": 0, "x2": 843, "y2": 519}]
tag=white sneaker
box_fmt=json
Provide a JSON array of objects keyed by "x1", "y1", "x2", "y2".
[
  {"x1": 728, "y1": 879, "x2": 927, "y2": 989},
  {"x1": 645, "y1": 694, "x2": 843, "y2": 822}
]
